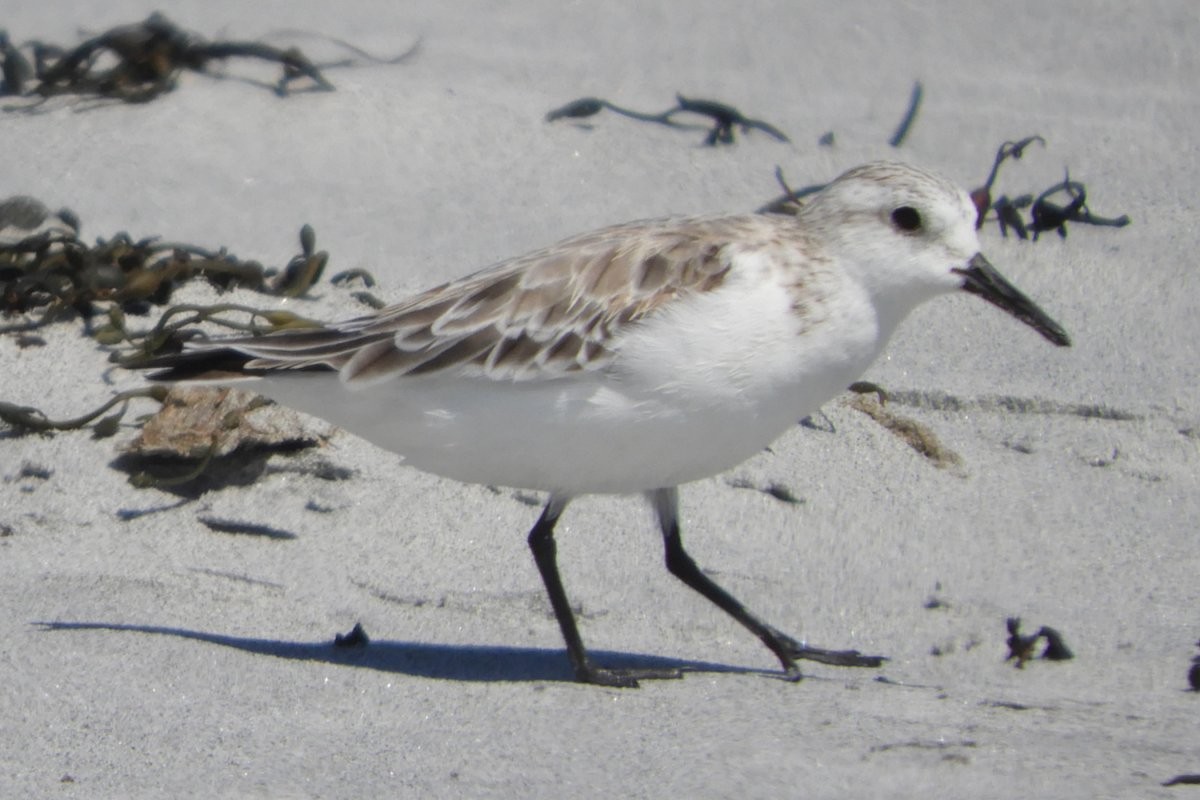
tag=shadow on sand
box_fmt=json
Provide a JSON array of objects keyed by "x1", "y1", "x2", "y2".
[{"x1": 34, "y1": 620, "x2": 776, "y2": 684}]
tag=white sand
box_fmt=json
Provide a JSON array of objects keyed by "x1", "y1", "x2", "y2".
[{"x1": 2, "y1": 2, "x2": 1197, "y2": 797}]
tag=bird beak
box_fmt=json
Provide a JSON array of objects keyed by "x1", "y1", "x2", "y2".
[{"x1": 952, "y1": 253, "x2": 1071, "y2": 347}]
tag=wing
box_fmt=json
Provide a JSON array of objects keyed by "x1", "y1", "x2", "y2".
[{"x1": 176, "y1": 216, "x2": 747, "y2": 385}]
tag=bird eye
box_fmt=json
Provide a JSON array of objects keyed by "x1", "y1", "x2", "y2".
[{"x1": 891, "y1": 206, "x2": 922, "y2": 232}]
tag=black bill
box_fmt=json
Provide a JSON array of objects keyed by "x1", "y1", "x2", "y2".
[{"x1": 953, "y1": 253, "x2": 1071, "y2": 347}]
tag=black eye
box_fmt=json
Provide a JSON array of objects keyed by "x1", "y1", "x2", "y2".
[{"x1": 891, "y1": 206, "x2": 922, "y2": 232}]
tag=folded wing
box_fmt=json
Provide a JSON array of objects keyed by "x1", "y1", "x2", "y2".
[{"x1": 151, "y1": 217, "x2": 739, "y2": 385}]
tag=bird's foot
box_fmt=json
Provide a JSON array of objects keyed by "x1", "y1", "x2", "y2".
[
  {"x1": 774, "y1": 629, "x2": 888, "y2": 668},
  {"x1": 574, "y1": 663, "x2": 683, "y2": 688}
]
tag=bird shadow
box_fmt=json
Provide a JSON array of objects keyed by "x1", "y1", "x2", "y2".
[{"x1": 33, "y1": 621, "x2": 774, "y2": 684}]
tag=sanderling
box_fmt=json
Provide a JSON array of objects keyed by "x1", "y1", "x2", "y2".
[{"x1": 142, "y1": 161, "x2": 1070, "y2": 687}]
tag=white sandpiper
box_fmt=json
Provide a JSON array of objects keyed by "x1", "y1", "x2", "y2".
[{"x1": 142, "y1": 161, "x2": 1071, "y2": 687}]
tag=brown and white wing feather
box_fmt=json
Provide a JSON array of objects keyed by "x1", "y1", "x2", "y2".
[{"x1": 217, "y1": 217, "x2": 743, "y2": 384}]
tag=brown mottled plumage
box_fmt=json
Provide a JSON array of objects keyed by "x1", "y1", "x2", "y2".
[{"x1": 136, "y1": 162, "x2": 1070, "y2": 688}]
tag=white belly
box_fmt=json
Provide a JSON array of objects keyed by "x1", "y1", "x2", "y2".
[
  {"x1": 252, "y1": 271, "x2": 883, "y2": 495},
  {"x1": 254, "y1": 368, "x2": 841, "y2": 494}
]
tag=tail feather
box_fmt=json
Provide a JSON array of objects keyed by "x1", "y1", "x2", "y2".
[{"x1": 139, "y1": 347, "x2": 333, "y2": 383}]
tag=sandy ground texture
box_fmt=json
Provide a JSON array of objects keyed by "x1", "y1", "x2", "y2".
[{"x1": 2, "y1": 1, "x2": 1198, "y2": 797}]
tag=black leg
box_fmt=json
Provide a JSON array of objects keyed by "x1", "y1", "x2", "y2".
[
  {"x1": 527, "y1": 494, "x2": 680, "y2": 688},
  {"x1": 647, "y1": 488, "x2": 886, "y2": 679}
]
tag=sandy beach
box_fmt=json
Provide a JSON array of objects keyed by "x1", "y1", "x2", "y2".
[{"x1": 2, "y1": 2, "x2": 1198, "y2": 797}]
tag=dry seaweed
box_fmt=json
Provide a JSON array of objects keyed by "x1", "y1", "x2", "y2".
[
  {"x1": 0, "y1": 202, "x2": 357, "y2": 485},
  {"x1": 887, "y1": 81, "x2": 923, "y2": 147},
  {"x1": 845, "y1": 391, "x2": 964, "y2": 473},
  {"x1": 1, "y1": 198, "x2": 339, "y2": 343},
  {"x1": 1005, "y1": 617, "x2": 1074, "y2": 668},
  {"x1": 546, "y1": 92, "x2": 790, "y2": 146},
  {"x1": 0, "y1": 13, "x2": 338, "y2": 105},
  {"x1": 761, "y1": 136, "x2": 1131, "y2": 247},
  {"x1": 1026, "y1": 172, "x2": 1131, "y2": 240},
  {"x1": 970, "y1": 136, "x2": 1045, "y2": 227},
  {"x1": 969, "y1": 138, "x2": 1131, "y2": 239},
  {"x1": 1, "y1": 14, "x2": 419, "y2": 109},
  {"x1": 0, "y1": 387, "x2": 167, "y2": 436}
]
